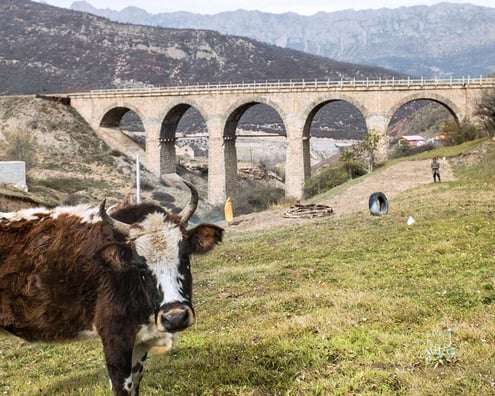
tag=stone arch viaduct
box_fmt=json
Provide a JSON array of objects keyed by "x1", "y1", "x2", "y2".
[{"x1": 67, "y1": 77, "x2": 495, "y2": 205}]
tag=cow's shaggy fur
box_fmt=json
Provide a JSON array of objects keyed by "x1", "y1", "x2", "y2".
[{"x1": 0, "y1": 193, "x2": 222, "y2": 395}]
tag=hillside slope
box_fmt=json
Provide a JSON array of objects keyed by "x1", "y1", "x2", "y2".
[
  {"x1": 0, "y1": 96, "x2": 214, "y2": 217},
  {"x1": 0, "y1": 0, "x2": 402, "y2": 95}
]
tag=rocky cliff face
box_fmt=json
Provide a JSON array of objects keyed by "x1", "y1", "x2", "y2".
[{"x1": 72, "y1": 2, "x2": 495, "y2": 77}]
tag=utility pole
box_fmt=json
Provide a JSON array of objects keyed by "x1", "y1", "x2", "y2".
[{"x1": 136, "y1": 154, "x2": 141, "y2": 204}]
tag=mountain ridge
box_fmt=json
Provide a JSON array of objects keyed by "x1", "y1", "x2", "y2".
[
  {"x1": 0, "y1": 0, "x2": 403, "y2": 95},
  {"x1": 71, "y1": 1, "x2": 495, "y2": 77}
]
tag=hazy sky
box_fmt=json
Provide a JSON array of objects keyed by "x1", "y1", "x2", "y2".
[{"x1": 38, "y1": 0, "x2": 494, "y2": 15}]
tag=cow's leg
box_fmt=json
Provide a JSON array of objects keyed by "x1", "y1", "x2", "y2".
[
  {"x1": 130, "y1": 345, "x2": 149, "y2": 396},
  {"x1": 100, "y1": 335, "x2": 135, "y2": 396}
]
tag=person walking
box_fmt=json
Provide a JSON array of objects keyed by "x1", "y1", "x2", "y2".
[{"x1": 431, "y1": 157, "x2": 441, "y2": 182}]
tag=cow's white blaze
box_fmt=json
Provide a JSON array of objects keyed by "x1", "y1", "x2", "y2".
[{"x1": 131, "y1": 212, "x2": 186, "y2": 305}]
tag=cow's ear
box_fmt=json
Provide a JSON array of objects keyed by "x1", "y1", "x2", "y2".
[
  {"x1": 187, "y1": 224, "x2": 223, "y2": 254},
  {"x1": 96, "y1": 243, "x2": 132, "y2": 271}
]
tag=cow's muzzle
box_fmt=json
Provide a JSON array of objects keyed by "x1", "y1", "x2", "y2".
[{"x1": 156, "y1": 302, "x2": 195, "y2": 332}]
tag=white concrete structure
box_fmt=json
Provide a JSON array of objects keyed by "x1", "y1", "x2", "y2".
[{"x1": 0, "y1": 161, "x2": 27, "y2": 191}]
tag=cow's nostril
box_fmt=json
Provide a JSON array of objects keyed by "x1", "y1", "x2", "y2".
[
  {"x1": 179, "y1": 309, "x2": 189, "y2": 324},
  {"x1": 162, "y1": 310, "x2": 186, "y2": 331},
  {"x1": 158, "y1": 306, "x2": 194, "y2": 332}
]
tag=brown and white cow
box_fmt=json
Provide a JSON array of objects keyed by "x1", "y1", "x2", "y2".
[{"x1": 0, "y1": 182, "x2": 223, "y2": 395}]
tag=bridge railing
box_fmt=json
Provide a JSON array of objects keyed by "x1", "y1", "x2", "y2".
[{"x1": 88, "y1": 76, "x2": 495, "y2": 94}]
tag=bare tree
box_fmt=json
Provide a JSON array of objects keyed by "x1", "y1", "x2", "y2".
[
  {"x1": 475, "y1": 89, "x2": 495, "y2": 136},
  {"x1": 359, "y1": 130, "x2": 381, "y2": 173}
]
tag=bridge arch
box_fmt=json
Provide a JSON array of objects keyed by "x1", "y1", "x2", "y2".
[
  {"x1": 302, "y1": 94, "x2": 368, "y2": 137},
  {"x1": 157, "y1": 98, "x2": 209, "y2": 130},
  {"x1": 224, "y1": 101, "x2": 286, "y2": 135},
  {"x1": 222, "y1": 98, "x2": 287, "y2": 200},
  {"x1": 301, "y1": 95, "x2": 368, "y2": 180},
  {"x1": 160, "y1": 103, "x2": 193, "y2": 140},
  {"x1": 157, "y1": 100, "x2": 208, "y2": 175},
  {"x1": 387, "y1": 93, "x2": 461, "y2": 124},
  {"x1": 303, "y1": 94, "x2": 367, "y2": 131},
  {"x1": 98, "y1": 103, "x2": 146, "y2": 129},
  {"x1": 224, "y1": 97, "x2": 287, "y2": 133}
]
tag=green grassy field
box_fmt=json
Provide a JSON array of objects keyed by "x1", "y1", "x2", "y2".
[{"x1": 1, "y1": 139, "x2": 495, "y2": 395}]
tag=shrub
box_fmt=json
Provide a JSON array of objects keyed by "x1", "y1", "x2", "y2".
[
  {"x1": 152, "y1": 190, "x2": 175, "y2": 204},
  {"x1": 232, "y1": 182, "x2": 285, "y2": 215},
  {"x1": 389, "y1": 141, "x2": 437, "y2": 159},
  {"x1": 475, "y1": 88, "x2": 495, "y2": 136},
  {"x1": 442, "y1": 121, "x2": 485, "y2": 145},
  {"x1": 140, "y1": 180, "x2": 155, "y2": 191},
  {"x1": 304, "y1": 163, "x2": 365, "y2": 198},
  {"x1": 109, "y1": 149, "x2": 123, "y2": 157}
]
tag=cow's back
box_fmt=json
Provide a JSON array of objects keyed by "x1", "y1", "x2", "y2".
[{"x1": 0, "y1": 207, "x2": 109, "y2": 341}]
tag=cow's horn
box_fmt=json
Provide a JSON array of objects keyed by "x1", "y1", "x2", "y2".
[
  {"x1": 99, "y1": 199, "x2": 131, "y2": 237},
  {"x1": 178, "y1": 181, "x2": 198, "y2": 224}
]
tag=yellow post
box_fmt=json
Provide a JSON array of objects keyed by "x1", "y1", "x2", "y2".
[{"x1": 224, "y1": 197, "x2": 233, "y2": 225}]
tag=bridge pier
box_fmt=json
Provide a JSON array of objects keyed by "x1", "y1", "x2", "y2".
[
  {"x1": 223, "y1": 137, "x2": 238, "y2": 201},
  {"x1": 365, "y1": 115, "x2": 390, "y2": 164},
  {"x1": 143, "y1": 122, "x2": 161, "y2": 177},
  {"x1": 206, "y1": 117, "x2": 228, "y2": 206},
  {"x1": 207, "y1": 137, "x2": 225, "y2": 206},
  {"x1": 285, "y1": 123, "x2": 310, "y2": 201},
  {"x1": 159, "y1": 138, "x2": 177, "y2": 174}
]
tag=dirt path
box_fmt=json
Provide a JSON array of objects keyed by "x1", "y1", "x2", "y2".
[{"x1": 224, "y1": 158, "x2": 454, "y2": 233}]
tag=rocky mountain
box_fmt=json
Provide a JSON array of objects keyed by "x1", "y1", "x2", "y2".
[
  {"x1": 0, "y1": 0, "x2": 403, "y2": 95},
  {"x1": 71, "y1": 2, "x2": 495, "y2": 78}
]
